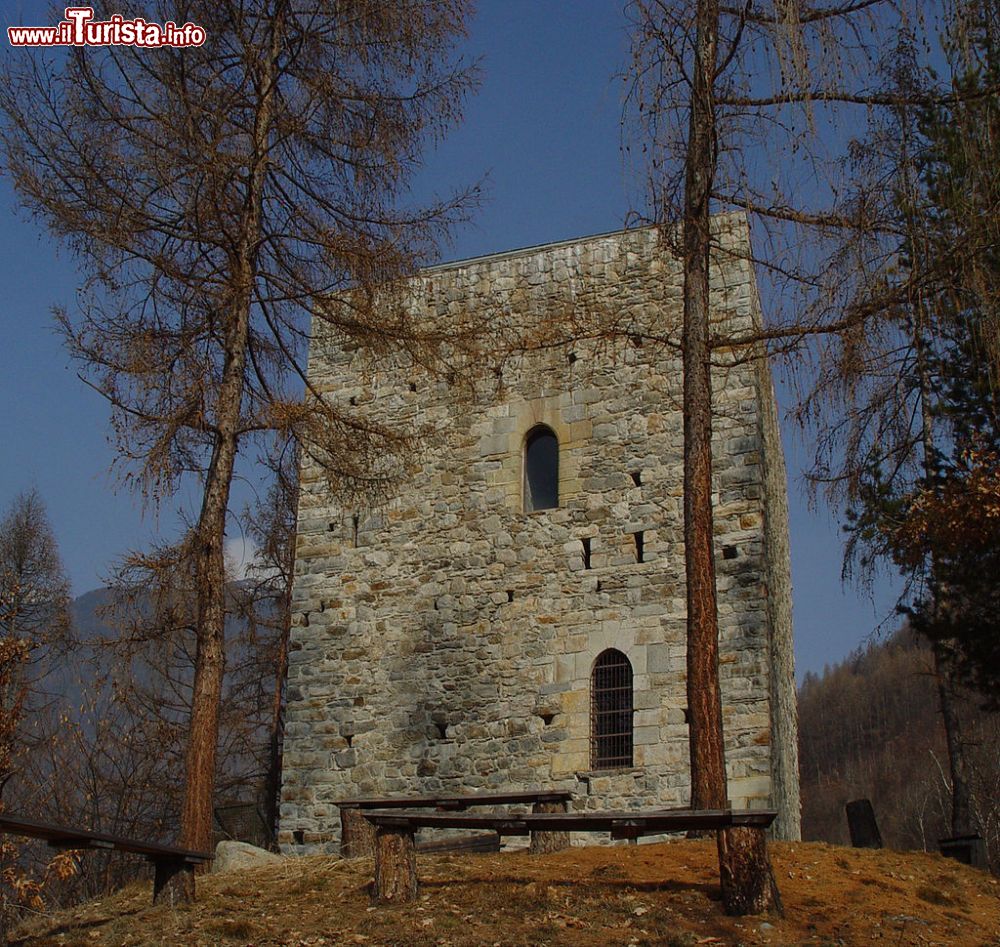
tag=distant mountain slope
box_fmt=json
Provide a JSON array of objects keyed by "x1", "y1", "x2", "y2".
[
  {"x1": 798, "y1": 629, "x2": 998, "y2": 871},
  {"x1": 70, "y1": 586, "x2": 116, "y2": 642}
]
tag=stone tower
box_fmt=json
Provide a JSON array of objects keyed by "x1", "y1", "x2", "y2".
[{"x1": 279, "y1": 216, "x2": 801, "y2": 851}]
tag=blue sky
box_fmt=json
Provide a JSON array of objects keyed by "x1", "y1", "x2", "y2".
[{"x1": 0, "y1": 1, "x2": 903, "y2": 679}]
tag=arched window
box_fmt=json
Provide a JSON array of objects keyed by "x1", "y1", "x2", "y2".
[
  {"x1": 591, "y1": 649, "x2": 634, "y2": 770},
  {"x1": 523, "y1": 424, "x2": 558, "y2": 512}
]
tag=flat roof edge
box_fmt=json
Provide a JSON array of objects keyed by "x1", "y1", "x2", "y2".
[
  {"x1": 421, "y1": 225, "x2": 656, "y2": 274},
  {"x1": 421, "y1": 212, "x2": 746, "y2": 275}
]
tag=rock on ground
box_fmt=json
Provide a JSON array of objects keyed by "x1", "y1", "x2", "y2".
[{"x1": 212, "y1": 840, "x2": 282, "y2": 873}]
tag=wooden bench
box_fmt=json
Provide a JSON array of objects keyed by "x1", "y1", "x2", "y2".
[
  {"x1": 363, "y1": 807, "x2": 778, "y2": 903},
  {"x1": 334, "y1": 790, "x2": 574, "y2": 857},
  {"x1": 0, "y1": 813, "x2": 213, "y2": 905}
]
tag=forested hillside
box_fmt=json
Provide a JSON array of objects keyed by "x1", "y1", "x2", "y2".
[{"x1": 798, "y1": 629, "x2": 999, "y2": 870}]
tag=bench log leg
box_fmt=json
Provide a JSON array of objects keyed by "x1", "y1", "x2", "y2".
[
  {"x1": 717, "y1": 826, "x2": 783, "y2": 917},
  {"x1": 341, "y1": 807, "x2": 376, "y2": 858},
  {"x1": 373, "y1": 826, "x2": 417, "y2": 903},
  {"x1": 529, "y1": 800, "x2": 570, "y2": 854},
  {"x1": 152, "y1": 858, "x2": 195, "y2": 906}
]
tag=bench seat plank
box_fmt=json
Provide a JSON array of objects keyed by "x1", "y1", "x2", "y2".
[
  {"x1": 363, "y1": 808, "x2": 776, "y2": 836},
  {"x1": 367, "y1": 808, "x2": 778, "y2": 904},
  {"x1": 336, "y1": 791, "x2": 574, "y2": 857}
]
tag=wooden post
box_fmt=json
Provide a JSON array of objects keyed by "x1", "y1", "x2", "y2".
[
  {"x1": 717, "y1": 826, "x2": 783, "y2": 916},
  {"x1": 529, "y1": 799, "x2": 570, "y2": 854},
  {"x1": 373, "y1": 825, "x2": 417, "y2": 903},
  {"x1": 152, "y1": 858, "x2": 196, "y2": 906},
  {"x1": 341, "y1": 806, "x2": 376, "y2": 857}
]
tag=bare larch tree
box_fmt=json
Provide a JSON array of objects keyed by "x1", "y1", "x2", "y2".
[
  {"x1": 626, "y1": 0, "x2": 1000, "y2": 911},
  {"x1": 1, "y1": 0, "x2": 477, "y2": 852}
]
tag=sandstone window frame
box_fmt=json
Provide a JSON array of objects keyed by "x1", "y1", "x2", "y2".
[
  {"x1": 522, "y1": 423, "x2": 559, "y2": 512},
  {"x1": 590, "y1": 648, "x2": 635, "y2": 770}
]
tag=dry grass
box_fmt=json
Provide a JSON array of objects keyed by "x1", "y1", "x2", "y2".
[{"x1": 11, "y1": 840, "x2": 1000, "y2": 946}]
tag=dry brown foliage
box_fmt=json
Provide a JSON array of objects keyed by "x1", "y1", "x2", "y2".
[{"x1": 0, "y1": 1, "x2": 481, "y2": 852}]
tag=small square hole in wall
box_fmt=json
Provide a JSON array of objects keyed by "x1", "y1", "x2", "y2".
[
  {"x1": 723, "y1": 545, "x2": 738, "y2": 560},
  {"x1": 349, "y1": 395, "x2": 357, "y2": 406},
  {"x1": 434, "y1": 721, "x2": 449, "y2": 740},
  {"x1": 596, "y1": 580, "x2": 603, "y2": 592},
  {"x1": 507, "y1": 590, "x2": 515, "y2": 603},
  {"x1": 633, "y1": 531, "x2": 645, "y2": 563},
  {"x1": 630, "y1": 470, "x2": 642, "y2": 487},
  {"x1": 581, "y1": 537, "x2": 592, "y2": 570},
  {"x1": 568, "y1": 351, "x2": 577, "y2": 364},
  {"x1": 409, "y1": 381, "x2": 417, "y2": 392},
  {"x1": 293, "y1": 829, "x2": 305, "y2": 845}
]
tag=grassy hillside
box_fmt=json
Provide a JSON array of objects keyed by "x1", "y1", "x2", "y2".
[{"x1": 12, "y1": 840, "x2": 1000, "y2": 946}]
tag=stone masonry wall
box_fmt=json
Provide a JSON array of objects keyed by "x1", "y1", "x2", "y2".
[{"x1": 278, "y1": 217, "x2": 798, "y2": 852}]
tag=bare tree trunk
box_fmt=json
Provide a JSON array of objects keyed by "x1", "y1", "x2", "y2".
[
  {"x1": 263, "y1": 602, "x2": 291, "y2": 848},
  {"x1": 913, "y1": 299, "x2": 975, "y2": 839},
  {"x1": 683, "y1": 0, "x2": 726, "y2": 817},
  {"x1": 180, "y1": 10, "x2": 281, "y2": 854},
  {"x1": 181, "y1": 371, "x2": 242, "y2": 853},
  {"x1": 682, "y1": 0, "x2": 780, "y2": 915},
  {"x1": 934, "y1": 648, "x2": 974, "y2": 836},
  {"x1": 717, "y1": 826, "x2": 783, "y2": 916}
]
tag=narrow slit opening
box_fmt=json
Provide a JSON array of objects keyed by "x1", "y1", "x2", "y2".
[
  {"x1": 351, "y1": 513, "x2": 359, "y2": 547},
  {"x1": 634, "y1": 531, "x2": 645, "y2": 563},
  {"x1": 507, "y1": 589, "x2": 515, "y2": 603},
  {"x1": 581, "y1": 537, "x2": 592, "y2": 570},
  {"x1": 630, "y1": 470, "x2": 642, "y2": 487}
]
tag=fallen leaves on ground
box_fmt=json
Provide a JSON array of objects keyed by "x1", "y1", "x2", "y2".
[{"x1": 10, "y1": 839, "x2": 1000, "y2": 946}]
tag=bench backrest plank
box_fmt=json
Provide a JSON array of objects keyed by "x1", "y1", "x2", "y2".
[
  {"x1": 335, "y1": 790, "x2": 573, "y2": 810},
  {"x1": 0, "y1": 814, "x2": 213, "y2": 863}
]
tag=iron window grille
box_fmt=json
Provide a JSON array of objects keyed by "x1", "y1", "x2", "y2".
[{"x1": 591, "y1": 648, "x2": 634, "y2": 769}]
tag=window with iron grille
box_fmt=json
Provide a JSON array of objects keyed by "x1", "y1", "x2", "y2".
[{"x1": 591, "y1": 648, "x2": 634, "y2": 769}]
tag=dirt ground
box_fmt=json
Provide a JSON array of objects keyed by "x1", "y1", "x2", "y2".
[{"x1": 11, "y1": 839, "x2": 1000, "y2": 946}]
